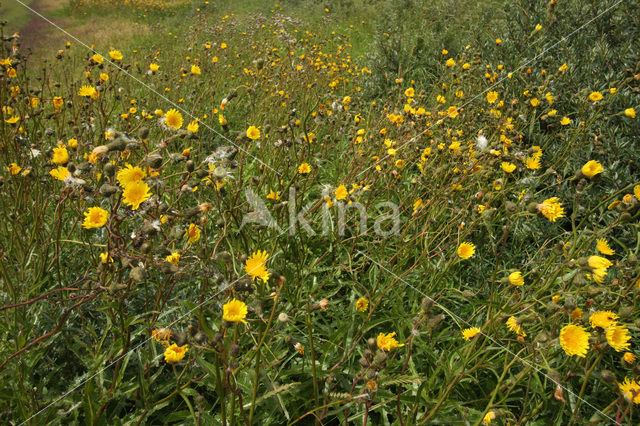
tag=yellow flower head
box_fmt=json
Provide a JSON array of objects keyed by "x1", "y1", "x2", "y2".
[
  {"x1": 355, "y1": 297, "x2": 369, "y2": 312},
  {"x1": 596, "y1": 239, "x2": 615, "y2": 256},
  {"x1": 164, "y1": 343, "x2": 188, "y2": 363},
  {"x1": 245, "y1": 250, "x2": 270, "y2": 282},
  {"x1": 223, "y1": 298, "x2": 248, "y2": 323},
  {"x1": 619, "y1": 377, "x2": 640, "y2": 404},
  {"x1": 589, "y1": 310, "x2": 617, "y2": 329},
  {"x1": 335, "y1": 185, "x2": 348, "y2": 201},
  {"x1": 537, "y1": 197, "x2": 564, "y2": 222},
  {"x1": 559, "y1": 324, "x2": 590, "y2": 357},
  {"x1": 82, "y1": 207, "x2": 109, "y2": 229},
  {"x1": 508, "y1": 271, "x2": 524, "y2": 286},
  {"x1": 501, "y1": 162, "x2": 516, "y2": 173},
  {"x1": 191, "y1": 64, "x2": 201, "y2": 75},
  {"x1": 166, "y1": 252, "x2": 181, "y2": 266},
  {"x1": 486, "y1": 91, "x2": 498, "y2": 104},
  {"x1": 482, "y1": 411, "x2": 496, "y2": 425},
  {"x1": 624, "y1": 107, "x2": 636, "y2": 118},
  {"x1": 623, "y1": 352, "x2": 637, "y2": 364},
  {"x1": 506, "y1": 316, "x2": 526, "y2": 337},
  {"x1": 7, "y1": 163, "x2": 21, "y2": 175},
  {"x1": 99, "y1": 252, "x2": 113, "y2": 264},
  {"x1": 298, "y1": 162, "x2": 311, "y2": 174},
  {"x1": 49, "y1": 166, "x2": 69, "y2": 181},
  {"x1": 588, "y1": 91, "x2": 603, "y2": 102},
  {"x1": 164, "y1": 109, "x2": 183, "y2": 130},
  {"x1": 149, "y1": 63, "x2": 160, "y2": 72},
  {"x1": 185, "y1": 223, "x2": 201, "y2": 244},
  {"x1": 462, "y1": 327, "x2": 481, "y2": 340},
  {"x1": 581, "y1": 160, "x2": 603, "y2": 177},
  {"x1": 376, "y1": 332, "x2": 404, "y2": 351},
  {"x1": 588, "y1": 255, "x2": 613, "y2": 271},
  {"x1": 109, "y1": 49, "x2": 123, "y2": 61},
  {"x1": 122, "y1": 180, "x2": 152, "y2": 210},
  {"x1": 117, "y1": 164, "x2": 146, "y2": 187},
  {"x1": 246, "y1": 125, "x2": 261, "y2": 140},
  {"x1": 457, "y1": 242, "x2": 475, "y2": 259},
  {"x1": 187, "y1": 119, "x2": 199, "y2": 133},
  {"x1": 404, "y1": 87, "x2": 415, "y2": 97},
  {"x1": 606, "y1": 324, "x2": 631, "y2": 352},
  {"x1": 78, "y1": 85, "x2": 98, "y2": 98},
  {"x1": 52, "y1": 146, "x2": 69, "y2": 165}
]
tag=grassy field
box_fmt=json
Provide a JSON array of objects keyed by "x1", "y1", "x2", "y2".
[{"x1": 1, "y1": 0, "x2": 640, "y2": 424}]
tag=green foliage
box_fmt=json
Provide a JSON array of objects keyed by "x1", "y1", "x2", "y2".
[{"x1": 1, "y1": 0, "x2": 639, "y2": 424}]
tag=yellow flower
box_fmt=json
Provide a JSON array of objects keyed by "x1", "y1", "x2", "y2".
[
  {"x1": 335, "y1": 185, "x2": 348, "y2": 201},
  {"x1": 266, "y1": 189, "x2": 280, "y2": 200},
  {"x1": 486, "y1": 91, "x2": 498, "y2": 104},
  {"x1": 619, "y1": 377, "x2": 640, "y2": 404},
  {"x1": 589, "y1": 311, "x2": 617, "y2": 329},
  {"x1": 164, "y1": 109, "x2": 183, "y2": 130},
  {"x1": 624, "y1": 107, "x2": 636, "y2": 118},
  {"x1": 404, "y1": 87, "x2": 415, "y2": 97},
  {"x1": 92, "y1": 53, "x2": 104, "y2": 63},
  {"x1": 559, "y1": 324, "x2": 590, "y2": 357},
  {"x1": 588, "y1": 255, "x2": 613, "y2": 271},
  {"x1": 457, "y1": 242, "x2": 475, "y2": 259},
  {"x1": 501, "y1": 162, "x2": 516, "y2": 173},
  {"x1": 78, "y1": 85, "x2": 98, "y2": 98},
  {"x1": 190, "y1": 64, "x2": 201, "y2": 75},
  {"x1": 506, "y1": 316, "x2": 526, "y2": 337},
  {"x1": 109, "y1": 49, "x2": 123, "y2": 61},
  {"x1": 149, "y1": 63, "x2": 159, "y2": 72},
  {"x1": 6, "y1": 163, "x2": 21, "y2": 175},
  {"x1": 508, "y1": 271, "x2": 524, "y2": 286},
  {"x1": 99, "y1": 252, "x2": 113, "y2": 264},
  {"x1": 623, "y1": 352, "x2": 637, "y2": 364},
  {"x1": 525, "y1": 157, "x2": 540, "y2": 170},
  {"x1": 184, "y1": 223, "x2": 201, "y2": 244},
  {"x1": 560, "y1": 116, "x2": 571, "y2": 125},
  {"x1": 462, "y1": 327, "x2": 481, "y2": 340},
  {"x1": 298, "y1": 162, "x2": 311, "y2": 174},
  {"x1": 530, "y1": 98, "x2": 540, "y2": 107},
  {"x1": 52, "y1": 146, "x2": 69, "y2": 165},
  {"x1": 537, "y1": 197, "x2": 564, "y2": 222},
  {"x1": 122, "y1": 180, "x2": 151, "y2": 210},
  {"x1": 117, "y1": 164, "x2": 146, "y2": 187},
  {"x1": 634, "y1": 184, "x2": 640, "y2": 201},
  {"x1": 606, "y1": 324, "x2": 631, "y2": 352},
  {"x1": 218, "y1": 114, "x2": 227, "y2": 126},
  {"x1": 559, "y1": 63, "x2": 568, "y2": 72},
  {"x1": 570, "y1": 308, "x2": 583, "y2": 320},
  {"x1": 588, "y1": 91, "x2": 603, "y2": 102},
  {"x1": 445, "y1": 58, "x2": 455, "y2": 67},
  {"x1": 355, "y1": 297, "x2": 369, "y2": 312},
  {"x1": 166, "y1": 252, "x2": 181, "y2": 266},
  {"x1": 376, "y1": 332, "x2": 404, "y2": 351},
  {"x1": 581, "y1": 160, "x2": 603, "y2": 177},
  {"x1": 67, "y1": 138, "x2": 78, "y2": 148},
  {"x1": 49, "y1": 166, "x2": 69, "y2": 181},
  {"x1": 482, "y1": 411, "x2": 496, "y2": 425},
  {"x1": 187, "y1": 119, "x2": 199, "y2": 133},
  {"x1": 596, "y1": 239, "x2": 615, "y2": 255},
  {"x1": 246, "y1": 125, "x2": 260, "y2": 140},
  {"x1": 245, "y1": 250, "x2": 270, "y2": 282},
  {"x1": 82, "y1": 207, "x2": 109, "y2": 229},
  {"x1": 164, "y1": 343, "x2": 188, "y2": 363},
  {"x1": 223, "y1": 298, "x2": 248, "y2": 323}
]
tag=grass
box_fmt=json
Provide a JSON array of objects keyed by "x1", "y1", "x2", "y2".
[{"x1": 1, "y1": 0, "x2": 640, "y2": 424}]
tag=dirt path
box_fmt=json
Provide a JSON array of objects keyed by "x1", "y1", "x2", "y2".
[{"x1": 17, "y1": 0, "x2": 68, "y2": 54}]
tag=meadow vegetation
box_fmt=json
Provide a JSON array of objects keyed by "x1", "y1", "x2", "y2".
[{"x1": 1, "y1": 0, "x2": 640, "y2": 424}]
